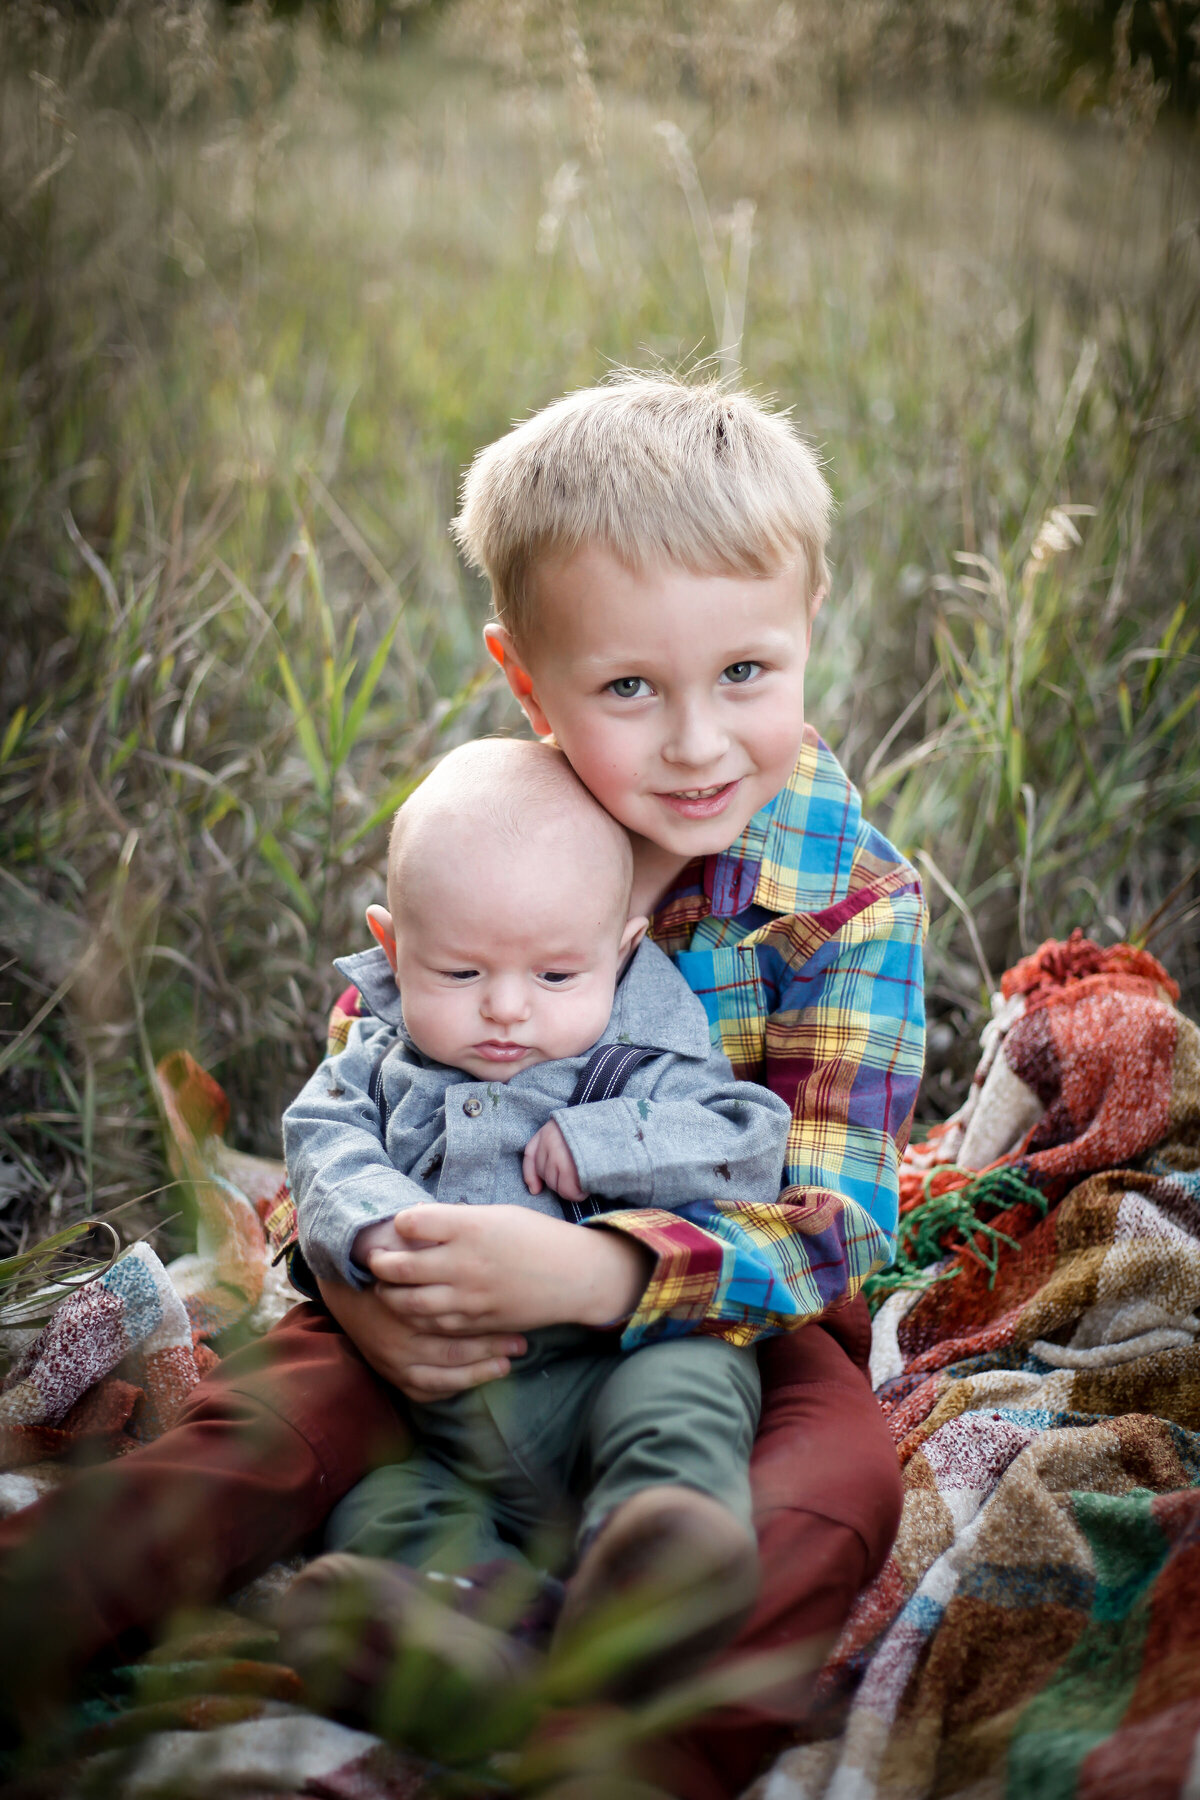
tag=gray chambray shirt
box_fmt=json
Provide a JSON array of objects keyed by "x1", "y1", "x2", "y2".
[{"x1": 284, "y1": 938, "x2": 791, "y2": 1288}]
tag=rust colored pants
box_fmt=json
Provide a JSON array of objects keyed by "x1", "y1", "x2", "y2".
[{"x1": 0, "y1": 1299, "x2": 900, "y2": 1797}]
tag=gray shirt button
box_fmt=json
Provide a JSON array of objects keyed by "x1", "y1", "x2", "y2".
[{"x1": 462, "y1": 1096, "x2": 483, "y2": 1117}]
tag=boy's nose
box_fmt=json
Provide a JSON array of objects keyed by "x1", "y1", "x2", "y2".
[{"x1": 662, "y1": 702, "x2": 729, "y2": 769}]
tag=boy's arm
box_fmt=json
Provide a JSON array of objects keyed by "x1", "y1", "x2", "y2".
[
  {"x1": 552, "y1": 1056, "x2": 792, "y2": 1211},
  {"x1": 283, "y1": 1017, "x2": 431, "y2": 1288},
  {"x1": 586, "y1": 864, "x2": 926, "y2": 1349}
]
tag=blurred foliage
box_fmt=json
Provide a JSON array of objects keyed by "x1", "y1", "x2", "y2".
[
  {"x1": 445, "y1": 0, "x2": 1200, "y2": 128},
  {"x1": 0, "y1": 0, "x2": 1197, "y2": 1234}
]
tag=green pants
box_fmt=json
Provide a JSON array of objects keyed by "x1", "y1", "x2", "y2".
[{"x1": 327, "y1": 1327, "x2": 761, "y2": 1577}]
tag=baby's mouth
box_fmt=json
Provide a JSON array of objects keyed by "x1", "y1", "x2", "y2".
[{"x1": 473, "y1": 1041, "x2": 531, "y2": 1062}]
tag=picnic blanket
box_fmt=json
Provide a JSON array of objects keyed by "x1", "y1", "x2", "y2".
[
  {"x1": 0, "y1": 1051, "x2": 294, "y2": 1512},
  {"x1": 754, "y1": 931, "x2": 1200, "y2": 1800}
]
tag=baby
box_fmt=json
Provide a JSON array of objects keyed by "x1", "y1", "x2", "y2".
[{"x1": 281, "y1": 737, "x2": 791, "y2": 1690}]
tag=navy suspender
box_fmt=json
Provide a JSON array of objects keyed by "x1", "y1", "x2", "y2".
[
  {"x1": 368, "y1": 1053, "x2": 391, "y2": 1137},
  {"x1": 565, "y1": 1042, "x2": 657, "y2": 1108},
  {"x1": 559, "y1": 1042, "x2": 657, "y2": 1223}
]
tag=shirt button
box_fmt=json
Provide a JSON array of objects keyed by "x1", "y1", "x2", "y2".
[{"x1": 462, "y1": 1097, "x2": 483, "y2": 1117}]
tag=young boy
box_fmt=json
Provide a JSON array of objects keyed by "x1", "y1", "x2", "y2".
[
  {"x1": 0, "y1": 373, "x2": 924, "y2": 1797},
  {"x1": 280, "y1": 738, "x2": 790, "y2": 1693}
]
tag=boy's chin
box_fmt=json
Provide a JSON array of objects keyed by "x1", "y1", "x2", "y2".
[{"x1": 643, "y1": 804, "x2": 762, "y2": 859}]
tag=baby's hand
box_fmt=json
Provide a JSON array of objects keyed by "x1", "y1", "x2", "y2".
[
  {"x1": 352, "y1": 1215, "x2": 403, "y2": 1275},
  {"x1": 352, "y1": 1213, "x2": 438, "y2": 1279},
  {"x1": 523, "y1": 1121, "x2": 587, "y2": 1203}
]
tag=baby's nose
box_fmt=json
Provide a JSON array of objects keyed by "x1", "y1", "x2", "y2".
[{"x1": 482, "y1": 977, "x2": 531, "y2": 1023}]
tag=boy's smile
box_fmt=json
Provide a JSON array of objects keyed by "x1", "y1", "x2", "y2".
[{"x1": 486, "y1": 546, "x2": 819, "y2": 868}]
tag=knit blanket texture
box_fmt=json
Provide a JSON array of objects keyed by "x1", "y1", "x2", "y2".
[
  {"x1": 0, "y1": 1051, "x2": 292, "y2": 1509},
  {"x1": 754, "y1": 931, "x2": 1200, "y2": 1800}
]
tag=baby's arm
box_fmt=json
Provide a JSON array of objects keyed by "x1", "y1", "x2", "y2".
[
  {"x1": 547, "y1": 1049, "x2": 792, "y2": 1212},
  {"x1": 282, "y1": 1016, "x2": 430, "y2": 1287}
]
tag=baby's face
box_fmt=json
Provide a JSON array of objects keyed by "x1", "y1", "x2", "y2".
[{"x1": 391, "y1": 834, "x2": 635, "y2": 1082}]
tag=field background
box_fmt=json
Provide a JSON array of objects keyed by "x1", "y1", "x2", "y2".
[{"x1": 1, "y1": 1, "x2": 1198, "y2": 1267}]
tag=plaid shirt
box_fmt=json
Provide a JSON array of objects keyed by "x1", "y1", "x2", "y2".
[{"x1": 269, "y1": 727, "x2": 926, "y2": 1349}]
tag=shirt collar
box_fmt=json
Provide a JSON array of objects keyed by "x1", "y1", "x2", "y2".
[
  {"x1": 334, "y1": 946, "x2": 407, "y2": 1029},
  {"x1": 331, "y1": 937, "x2": 711, "y2": 1064}
]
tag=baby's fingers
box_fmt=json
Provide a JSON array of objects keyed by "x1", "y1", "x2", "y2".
[
  {"x1": 367, "y1": 1247, "x2": 431, "y2": 1285},
  {"x1": 547, "y1": 1146, "x2": 586, "y2": 1202},
  {"x1": 522, "y1": 1135, "x2": 545, "y2": 1195}
]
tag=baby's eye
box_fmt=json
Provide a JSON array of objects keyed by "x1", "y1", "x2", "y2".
[
  {"x1": 720, "y1": 661, "x2": 762, "y2": 685},
  {"x1": 442, "y1": 969, "x2": 479, "y2": 981},
  {"x1": 539, "y1": 971, "x2": 576, "y2": 985},
  {"x1": 607, "y1": 676, "x2": 653, "y2": 700}
]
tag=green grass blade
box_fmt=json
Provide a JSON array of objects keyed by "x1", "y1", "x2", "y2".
[
  {"x1": 339, "y1": 616, "x2": 401, "y2": 764},
  {"x1": 276, "y1": 650, "x2": 330, "y2": 799},
  {"x1": 258, "y1": 828, "x2": 318, "y2": 922},
  {"x1": 336, "y1": 768, "x2": 426, "y2": 854}
]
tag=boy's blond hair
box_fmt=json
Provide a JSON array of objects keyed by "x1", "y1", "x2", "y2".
[{"x1": 451, "y1": 370, "x2": 832, "y2": 645}]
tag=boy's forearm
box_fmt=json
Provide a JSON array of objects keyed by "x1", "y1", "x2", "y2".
[{"x1": 588, "y1": 1186, "x2": 893, "y2": 1349}]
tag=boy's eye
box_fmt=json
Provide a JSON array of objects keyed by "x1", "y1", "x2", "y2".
[
  {"x1": 540, "y1": 971, "x2": 576, "y2": 985},
  {"x1": 442, "y1": 969, "x2": 479, "y2": 981},
  {"x1": 607, "y1": 676, "x2": 652, "y2": 700},
  {"x1": 720, "y1": 661, "x2": 761, "y2": 685}
]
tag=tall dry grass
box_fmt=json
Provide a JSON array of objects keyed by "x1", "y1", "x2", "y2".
[{"x1": 1, "y1": 1, "x2": 1198, "y2": 1248}]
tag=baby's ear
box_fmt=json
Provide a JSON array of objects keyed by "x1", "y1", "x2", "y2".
[
  {"x1": 620, "y1": 914, "x2": 650, "y2": 959},
  {"x1": 366, "y1": 905, "x2": 399, "y2": 977}
]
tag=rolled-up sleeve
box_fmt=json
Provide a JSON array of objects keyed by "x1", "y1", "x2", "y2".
[
  {"x1": 555, "y1": 1053, "x2": 790, "y2": 1210},
  {"x1": 283, "y1": 1017, "x2": 428, "y2": 1287}
]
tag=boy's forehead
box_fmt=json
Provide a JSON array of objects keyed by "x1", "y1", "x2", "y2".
[{"x1": 525, "y1": 545, "x2": 810, "y2": 657}]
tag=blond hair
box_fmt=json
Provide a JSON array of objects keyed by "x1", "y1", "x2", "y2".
[{"x1": 451, "y1": 370, "x2": 832, "y2": 644}]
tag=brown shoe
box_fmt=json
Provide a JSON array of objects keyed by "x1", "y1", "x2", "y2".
[
  {"x1": 274, "y1": 1552, "x2": 536, "y2": 1730},
  {"x1": 550, "y1": 1487, "x2": 759, "y2": 1702}
]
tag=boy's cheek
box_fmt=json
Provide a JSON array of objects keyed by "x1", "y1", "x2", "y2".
[{"x1": 559, "y1": 715, "x2": 643, "y2": 794}]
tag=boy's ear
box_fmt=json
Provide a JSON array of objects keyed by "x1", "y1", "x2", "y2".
[
  {"x1": 483, "y1": 623, "x2": 553, "y2": 740},
  {"x1": 619, "y1": 914, "x2": 650, "y2": 959},
  {"x1": 365, "y1": 904, "x2": 399, "y2": 977},
  {"x1": 806, "y1": 582, "x2": 828, "y2": 653}
]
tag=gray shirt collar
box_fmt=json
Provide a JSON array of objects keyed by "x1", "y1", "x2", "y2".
[{"x1": 332, "y1": 937, "x2": 711, "y2": 1062}]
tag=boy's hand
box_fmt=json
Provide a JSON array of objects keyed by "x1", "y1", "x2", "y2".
[
  {"x1": 522, "y1": 1120, "x2": 587, "y2": 1202},
  {"x1": 317, "y1": 1275, "x2": 527, "y2": 1403}
]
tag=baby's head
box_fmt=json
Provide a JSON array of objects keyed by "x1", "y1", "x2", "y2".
[{"x1": 366, "y1": 738, "x2": 647, "y2": 1082}]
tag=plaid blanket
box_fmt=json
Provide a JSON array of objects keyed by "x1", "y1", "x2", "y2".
[{"x1": 756, "y1": 932, "x2": 1200, "y2": 1800}]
